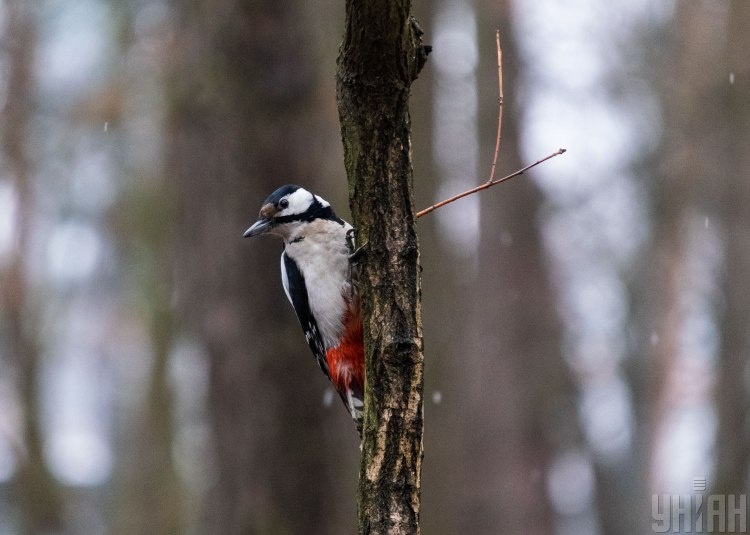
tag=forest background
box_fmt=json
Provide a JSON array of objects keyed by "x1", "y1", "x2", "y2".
[{"x1": 0, "y1": 1, "x2": 748, "y2": 534}]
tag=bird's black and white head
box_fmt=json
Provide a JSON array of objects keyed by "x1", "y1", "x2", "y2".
[{"x1": 243, "y1": 185, "x2": 340, "y2": 240}]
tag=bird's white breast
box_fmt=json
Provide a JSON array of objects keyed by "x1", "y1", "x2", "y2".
[{"x1": 282, "y1": 219, "x2": 353, "y2": 350}]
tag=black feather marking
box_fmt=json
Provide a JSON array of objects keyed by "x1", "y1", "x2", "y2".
[
  {"x1": 263, "y1": 185, "x2": 344, "y2": 225},
  {"x1": 274, "y1": 198, "x2": 344, "y2": 226},
  {"x1": 338, "y1": 386, "x2": 364, "y2": 438},
  {"x1": 282, "y1": 252, "x2": 329, "y2": 378},
  {"x1": 264, "y1": 184, "x2": 301, "y2": 206}
]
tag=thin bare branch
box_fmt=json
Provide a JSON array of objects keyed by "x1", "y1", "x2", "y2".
[
  {"x1": 415, "y1": 30, "x2": 565, "y2": 220},
  {"x1": 486, "y1": 29, "x2": 503, "y2": 185},
  {"x1": 415, "y1": 148, "x2": 566, "y2": 219}
]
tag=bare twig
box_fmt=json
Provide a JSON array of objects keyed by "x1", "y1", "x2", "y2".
[
  {"x1": 487, "y1": 29, "x2": 503, "y2": 185},
  {"x1": 416, "y1": 30, "x2": 566, "y2": 220},
  {"x1": 416, "y1": 149, "x2": 567, "y2": 219}
]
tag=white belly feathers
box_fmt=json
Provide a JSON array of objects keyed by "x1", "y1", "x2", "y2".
[{"x1": 282, "y1": 219, "x2": 353, "y2": 350}]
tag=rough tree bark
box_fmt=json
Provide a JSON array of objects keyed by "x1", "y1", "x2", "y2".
[{"x1": 336, "y1": 1, "x2": 429, "y2": 533}]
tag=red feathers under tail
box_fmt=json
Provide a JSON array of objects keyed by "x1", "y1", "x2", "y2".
[{"x1": 325, "y1": 302, "x2": 364, "y2": 435}]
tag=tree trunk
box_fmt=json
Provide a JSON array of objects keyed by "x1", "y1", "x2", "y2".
[
  {"x1": 336, "y1": 2, "x2": 429, "y2": 533},
  {"x1": 168, "y1": 1, "x2": 354, "y2": 533},
  {"x1": 0, "y1": 4, "x2": 64, "y2": 533},
  {"x1": 631, "y1": 0, "x2": 750, "y2": 512},
  {"x1": 453, "y1": 6, "x2": 574, "y2": 531},
  {"x1": 714, "y1": 0, "x2": 750, "y2": 498}
]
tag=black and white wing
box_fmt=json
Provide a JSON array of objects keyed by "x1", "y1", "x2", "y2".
[{"x1": 281, "y1": 251, "x2": 329, "y2": 378}]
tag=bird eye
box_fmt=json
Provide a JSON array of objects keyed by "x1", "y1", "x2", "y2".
[{"x1": 279, "y1": 198, "x2": 289, "y2": 209}]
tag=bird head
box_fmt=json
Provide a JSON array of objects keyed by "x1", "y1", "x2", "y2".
[{"x1": 243, "y1": 185, "x2": 336, "y2": 239}]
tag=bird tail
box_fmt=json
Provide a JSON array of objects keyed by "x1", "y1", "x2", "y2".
[{"x1": 339, "y1": 386, "x2": 364, "y2": 438}]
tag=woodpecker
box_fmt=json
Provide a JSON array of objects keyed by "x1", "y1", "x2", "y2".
[{"x1": 243, "y1": 185, "x2": 364, "y2": 436}]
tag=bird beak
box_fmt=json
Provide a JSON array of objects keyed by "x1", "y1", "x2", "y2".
[
  {"x1": 243, "y1": 218, "x2": 272, "y2": 238},
  {"x1": 244, "y1": 203, "x2": 277, "y2": 238}
]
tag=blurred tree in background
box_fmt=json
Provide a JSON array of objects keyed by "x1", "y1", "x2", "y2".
[
  {"x1": 0, "y1": 3, "x2": 64, "y2": 532},
  {"x1": 165, "y1": 0, "x2": 356, "y2": 533},
  {"x1": 0, "y1": 1, "x2": 748, "y2": 534}
]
